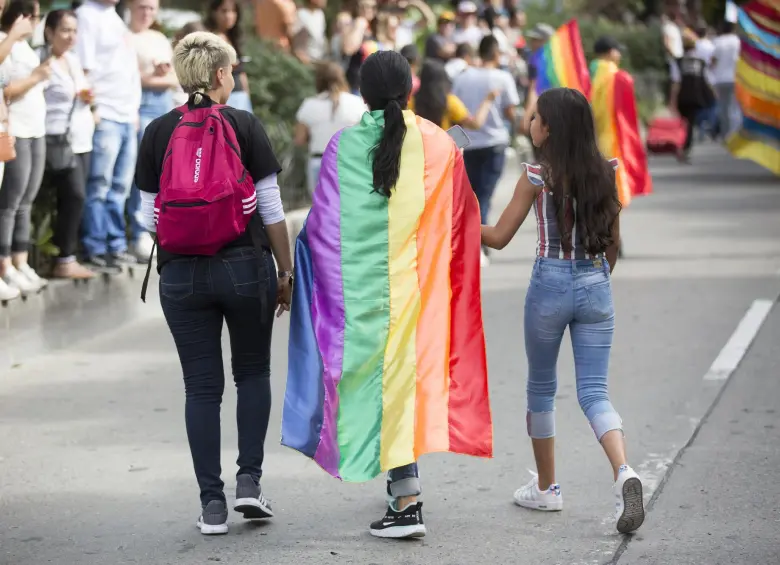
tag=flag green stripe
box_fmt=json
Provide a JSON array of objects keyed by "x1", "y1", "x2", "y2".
[{"x1": 335, "y1": 121, "x2": 390, "y2": 482}]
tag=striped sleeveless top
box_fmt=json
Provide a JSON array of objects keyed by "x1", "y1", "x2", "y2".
[{"x1": 525, "y1": 159, "x2": 619, "y2": 260}]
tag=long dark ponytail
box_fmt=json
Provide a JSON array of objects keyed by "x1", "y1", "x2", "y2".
[{"x1": 359, "y1": 50, "x2": 413, "y2": 198}]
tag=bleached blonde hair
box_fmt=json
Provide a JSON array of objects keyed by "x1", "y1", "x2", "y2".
[{"x1": 173, "y1": 31, "x2": 237, "y2": 96}]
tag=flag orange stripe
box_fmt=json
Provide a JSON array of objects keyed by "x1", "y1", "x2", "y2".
[{"x1": 413, "y1": 116, "x2": 454, "y2": 456}]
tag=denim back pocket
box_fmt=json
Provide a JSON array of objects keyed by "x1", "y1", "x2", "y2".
[
  {"x1": 583, "y1": 279, "x2": 614, "y2": 322},
  {"x1": 159, "y1": 258, "x2": 196, "y2": 301},
  {"x1": 529, "y1": 268, "x2": 568, "y2": 319},
  {"x1": 223, "y1": 248, "x2": 269, "y2": 298}
]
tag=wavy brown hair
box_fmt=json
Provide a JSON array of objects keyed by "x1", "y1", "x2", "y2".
[{"x1": 536, "y1": 87, "x2": 621, "y2": 255}]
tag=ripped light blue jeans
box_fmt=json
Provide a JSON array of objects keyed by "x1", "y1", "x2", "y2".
[{"x1": 524, "y1": 257, "x2": 622, "y2": 441}]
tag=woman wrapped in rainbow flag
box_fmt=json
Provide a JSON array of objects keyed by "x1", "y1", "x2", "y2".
[
  {"x1": 281, "y1": 51, "x2": 493, "y2": 540},
  {"x1": 589, "y1": 36, "x2": 653, "y2": 209}
]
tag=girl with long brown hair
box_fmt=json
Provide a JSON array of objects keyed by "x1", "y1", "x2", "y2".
[{"x1": 482, "y1": 87, "x2": 645, "y2": 535}]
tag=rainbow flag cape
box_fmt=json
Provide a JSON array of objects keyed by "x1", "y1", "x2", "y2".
[
  {"x1": 727, "y1": 1, "x2": 780, "y2": 175},
  {"x1": 531, "y1": 19, "x2": 591, "y2": 98},
  {"x1": 589, "y1": 59, "x2": 652, "y2": 206},
  {"x1": 281, "y1": 110, "x2": 493, "y2": 482}
]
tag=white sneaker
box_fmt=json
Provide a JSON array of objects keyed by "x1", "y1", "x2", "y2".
[
  {"x1": 131, "y1": 232, "x2": 156, "y2": 263},
  {"x1": 3, "y1": 265, "x2": 39, "y2": 294},
  {"x1": 614, "y1": 465, "x2": 644, "y2": 533},
  {"x1": 513, "y1": 472, "x2": 563, "y2": 511},
  {"x1": 480, "y1": 249, "x2": 490, "y2": 268},
  {"x1": 0, "y1": 278, "x2": 20, "y2": 302},
  {"x1": 16, "y1": 263, "x2": 47, "y2": 290}
]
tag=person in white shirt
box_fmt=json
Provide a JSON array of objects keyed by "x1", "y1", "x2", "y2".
[
  {"x1": 661, "y1": 10, "x2": 683, "y2": 105},
  {"x1": 75, "y1": 0, "x2": 141, "y2": 272},
  {"x1": 0, "y1": 11, "x2": 36, "y2": 302},
  {"x1": 452, "y1": 1, "x2": 484, "y2": 48},
  {"x1": 711, "y1": 21, "x2": 741, "y2": 137},
  {"x1": 445, "y1": 42, "x2": 473, "y2": 79},
  {"x1": 294, "y1": 61, "x2": 366, "y2": 194},
  {"x1": 452, "y1": 35, "x2": 518, "y2": 266},
  {"x1": 692, "y1": 25, "x2": 717, "y2": 140},
  {"x1": 0, "y1": 0, "x2": 51, "y2": 295},
  {"x1": 293, "y1": 0, "x2": 326, "y2": 64},
  {"x1": 41, "y1": 9, "x2": 97, "y2": 279},
  {"x1": 127, "y1": 0, "x2": 177, "y2": 263}
]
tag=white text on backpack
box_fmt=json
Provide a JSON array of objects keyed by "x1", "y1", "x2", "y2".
[{"x1": 193, "y1": 147, "x2": 203, "y2": 183}]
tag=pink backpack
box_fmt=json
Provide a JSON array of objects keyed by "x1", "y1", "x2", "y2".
[{"x1": 154, "y1": 104, "x2": 256, "y2": 255}]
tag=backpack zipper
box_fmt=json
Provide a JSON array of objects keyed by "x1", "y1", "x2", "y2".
[{"x1": 162, "y1": 201, "x2": 208, "y2": 212}]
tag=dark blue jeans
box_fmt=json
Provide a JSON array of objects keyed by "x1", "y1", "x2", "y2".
[
  {"x1": 463, "y1": 145, "x2": 507, "y2": 225},
  {"x1": 160, "y1": 246, "x2": 277, "y2": 507}
]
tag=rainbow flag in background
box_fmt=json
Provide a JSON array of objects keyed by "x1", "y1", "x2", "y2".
[
  {"x1": 281, "y1": 111, "x2": 493, "y2": 482},
  {"x1": 727, "y1": 1, "x2": 780, "y2": 175},
  {"x1": 531, "y1": 19, "x2": 591, "y2": 98},
  {"x1": 589, "y1": 59, "x2": 652, "y2": 207}
]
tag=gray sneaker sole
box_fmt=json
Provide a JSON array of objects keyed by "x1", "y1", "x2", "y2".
[
  {"x1": 234, "y1": 497, "x2": 274, "y2": 519},
  {"x1": 616, "y1": 477, "x2": 645, "y2": 534}
]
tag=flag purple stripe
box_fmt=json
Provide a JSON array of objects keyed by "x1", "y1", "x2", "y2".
[{"x1": 308, "y1": 130, "x2": 346, "y2": 477}]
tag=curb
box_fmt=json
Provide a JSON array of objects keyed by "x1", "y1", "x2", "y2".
[
  {"x1": 0, "y1": 209, "x2": 312, "y2": 372},
  {"x1": 0, "y1": 273, "x2": 154, "y2": 372}
]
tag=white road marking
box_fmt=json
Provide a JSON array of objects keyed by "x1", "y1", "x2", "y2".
[{"x1": 703, "y1": 299, "x2": 775, "y2": 381}]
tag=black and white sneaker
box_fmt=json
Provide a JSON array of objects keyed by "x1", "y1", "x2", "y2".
[
  {"x1": 83, "y1": 255, "x2": 122, "y2": 274},
  {"x1": 196, "y1": 500, "x2": 228, "y2": 535},
  {"x1": 234, "y1": 474, "x2": 274, "y2": 519},
  {"x1": 369, "y1": 501, "x2": 426, "y2": 539},
  {"x1": 108, "y1": 251, "x2": 137, "y2": 268}
]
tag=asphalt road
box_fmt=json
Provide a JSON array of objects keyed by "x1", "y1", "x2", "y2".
[{"x1": 1, "y1": 144, "x2": 778, "y2": 565}]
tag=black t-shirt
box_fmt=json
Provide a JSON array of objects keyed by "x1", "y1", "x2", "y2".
[
  {"x1": 678, "y1": 55, "x2": 715, "y2": 111},
  {"x1": 134, "y1": 94, "x2": 281, "y2": 269}
]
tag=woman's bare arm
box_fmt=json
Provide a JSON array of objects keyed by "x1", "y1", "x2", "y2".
[{"x1": 481, "y1": 171, "x2": 538, "y2": 250}]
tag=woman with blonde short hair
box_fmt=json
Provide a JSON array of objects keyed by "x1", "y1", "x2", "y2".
[{"x1": 134, "y1": 32, "x2": 294, "y2": 536}]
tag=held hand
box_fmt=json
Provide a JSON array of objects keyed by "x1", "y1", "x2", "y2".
[
  {"x1": 486, "y1": 89, "x2": 502, "y2": 102},
  {"x1": 8, "y1": 15, "x2": 34, "y2": 41},
  {"x1": 32, "y1": 59, "x2": 52, "y2": 82},
  {"x1": 153, "y1": 62, "x2": 171, "y2": 77},
  {"x1": 78, "y1": 88, "x2": 94, "y2": 104},
  {"x1": 276, "y1": 276, "x2": 292, "y2": 317}
]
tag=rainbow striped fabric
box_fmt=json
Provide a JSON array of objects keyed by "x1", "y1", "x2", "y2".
[
  {"x1": 281, "y1": 110, "x2": 493, "y2": 482},
  {"x1": 727, "y1": 0, "x2": 780, "y2": 175},
  {"x1": 589, "y1": 59, "x2": 652, "y2": 206},
  {"x1": 531, "y1": 19, "x2": 591, "y2": 97}
]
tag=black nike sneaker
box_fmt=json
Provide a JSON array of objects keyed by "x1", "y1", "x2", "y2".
[{"x1": 369, "y1": 501, "x2": 426, "y2": 539}]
